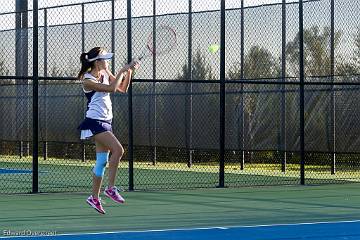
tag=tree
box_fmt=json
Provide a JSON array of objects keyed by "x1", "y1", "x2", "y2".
[
  {"x1": 286, "y1": 26, "x2": 342, "y2": 76},
  {"x1": 174, "y1": 49, "x2": 217, "y2": 151},
  {"x1": 48, "y1": 64, "x2": 79, "y2": 85},
  {"x1": 50, "y1": 65, "x2": 78, "y2": 78},
  {"x1": 336, "y1": 60, "x2": 358, "y2": 76},
  {"x1": 286, "y1": 26, "x2": 344, "y2": 153},
  {"x1": 228, "y1": 46, "x2": 280, "y2": 80},
  {"x1": 227, "y1": 45, "x2": 281, "y2": 120},
  {"x1": 355, "y1": 27, "x2": 360, "y2": 69},
  {"x1": 337, "y1": 28, "x2": 360, "y2": 75},
  {"x1": 0, "y1": 60, "x2": 12, "y2": 85},
  {"x1": 177, "y1": 49, "x2": 215, "y2": 81},
  {"x1": 0, "y1": 61, "x2": 9, "y2": 76},
  {"x1": 227, "y1": 46, "x2": 281, "y2": 151},
  {"x1": 50, "y1": 66, "x2": 63, "y2": 77}
]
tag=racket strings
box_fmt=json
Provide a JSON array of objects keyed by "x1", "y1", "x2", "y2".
[{"x1": 146, "y1": 26, "x2": 177, "y2": 55}]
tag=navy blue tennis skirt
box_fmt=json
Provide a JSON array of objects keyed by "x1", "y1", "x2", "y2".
[{"x1": 78, "y1": 117, "x2": 112, "y2": 139}]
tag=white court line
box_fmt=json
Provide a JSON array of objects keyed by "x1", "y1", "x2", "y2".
[{"x1": 2, "y1": 219, "x2": 360, "y2": 239}]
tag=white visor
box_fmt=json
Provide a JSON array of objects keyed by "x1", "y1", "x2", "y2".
[{"x1": 87, "y1": 52, "x2": 114, "y2": 62}]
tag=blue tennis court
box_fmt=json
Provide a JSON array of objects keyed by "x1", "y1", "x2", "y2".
[
  {"x1": 0, "y1": 168, "x2": 47, "y2": 174},
  {"x1": 0, "y1": 168, "x2": 33, "y2": 174},
  {"x1": 2, "y1": 221, "x2": 360, "y2": 240}
]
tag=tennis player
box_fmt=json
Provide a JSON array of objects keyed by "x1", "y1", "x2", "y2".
[{"x1": 77, "y1": 47, "x2": 139, "y2": 214}]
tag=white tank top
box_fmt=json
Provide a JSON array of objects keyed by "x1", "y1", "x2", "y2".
[{"x1": 83, "y1": 72, "x2": 113, "y2": 121}]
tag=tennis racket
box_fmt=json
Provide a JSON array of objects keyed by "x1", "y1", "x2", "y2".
[{"x1": 135, "y1": 25, "x2": 177, "y2": 62}]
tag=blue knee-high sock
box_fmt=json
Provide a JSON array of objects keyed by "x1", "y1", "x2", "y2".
[{"x1": 93, "y1": 152, "x2": 109, "y2": 177}]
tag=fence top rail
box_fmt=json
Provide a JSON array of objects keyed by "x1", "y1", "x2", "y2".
[
  {"x1": 0, "y1": 0, "x2": 322, "y2": 18},
  {"x1": 1, "y1": 74, "x2": 360, "y2": 85}
]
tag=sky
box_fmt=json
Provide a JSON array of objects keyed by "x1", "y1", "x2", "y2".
[
  {"x1": 1, "y1": 0, "x2": 297, "y2": 14},
  {"x1": 0, "y1": 0, "x2": 358, "y2": 78},
  {"x1": 0, "y1": 0, "x2": 302, "y2": 31}
]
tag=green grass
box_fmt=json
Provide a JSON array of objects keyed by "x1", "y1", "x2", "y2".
[{"x1": 0, "y1": 155, "x2": 359, "y2": 194}]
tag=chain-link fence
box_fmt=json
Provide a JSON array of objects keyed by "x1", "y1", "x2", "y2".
[{"x1": 0, "y1": 0, "x2": 360, "y2": 193}]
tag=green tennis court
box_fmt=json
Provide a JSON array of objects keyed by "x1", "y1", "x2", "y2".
[{"x1": 1, "y1": 184, "x2": 360, "y2": 239}]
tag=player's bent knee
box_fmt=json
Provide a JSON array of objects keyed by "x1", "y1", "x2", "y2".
[
  {"x1": 93, "y1": 152, "x2": 109, "y2": 177},
  {"x1": 111, "y1": 144, "x2": 124, "y2": 160},
  {"x1": 119, "y1": 145, "x2": 124, "y2": 158}
]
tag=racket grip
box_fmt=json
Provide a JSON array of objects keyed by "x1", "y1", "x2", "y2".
[
  {"x1": 129, "y1": 58, "x2": 141, "y2": 71},
  {"x1": 133, "y1": 58, "x2": 141, "y2": 65}
]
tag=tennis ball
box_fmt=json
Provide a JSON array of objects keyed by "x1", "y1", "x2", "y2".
[{"x1": 208, "y1": 44, "x2": 220, "y2": 53}]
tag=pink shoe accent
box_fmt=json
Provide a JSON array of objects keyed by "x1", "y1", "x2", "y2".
[
  {"x1": 104, "y1": 186, "x2": 125, "y2": 203},
  {"x1": 86, "y1": 195, "x2": 105, "y2": 214}
]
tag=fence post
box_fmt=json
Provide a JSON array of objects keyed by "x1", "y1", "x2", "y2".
[
  {"x1": 299, "y1": 0, "x2": 305, "y2": 185},
  {"x1": 280, "y1": 0, "x2": 287, "y2": 172},
  {"x1": 19, "y1": 141, "x2": 23, "y2": 159},
  {"x1": 81, "y1": 3, "x2": 86, "y2": 162},
  {"x1": 81, "y1": 4, "x2": 85, "y2": 52},
  {"x1": 15, "y1": 0, "x2": 29, "y2": 158},
  {"x1": 32, "y1": 0, "x2": 39, "y2": 193},
  {"x1": 152, "y1": 0, "x2": 157, "y2": 166},
  {"x1": 127, "y1": 0, "x2": 134, "y2": 191},
  {"x1": 43, "y1": 8, "x2": 48, "y2": 161},
  {"x1": 330, "y1": 0, "x2": 336, "y2": 175},
  {"x1": 239, "y1": 0, "x2": 245, "y2": 170},
  {"x1": 218, "y1": 0, "x2": 226, "y2": 188},
  {"x1": 186, "y1": 0, "x2": 193, "y2": 168},
  {"x1": 111, "y1": 0, "x2": 115, "y2": 73}
]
